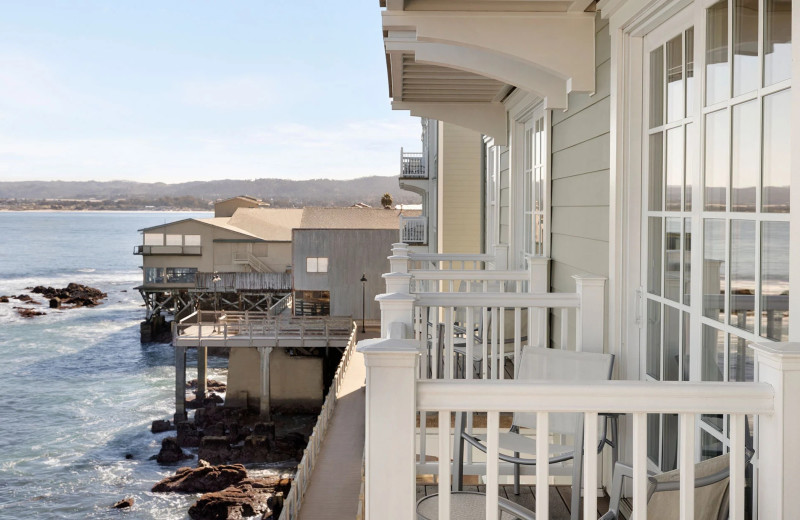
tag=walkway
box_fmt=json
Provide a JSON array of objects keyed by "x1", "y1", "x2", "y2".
[{"x1": 296, "y1": 332, "x2": 370, "y2": 520}]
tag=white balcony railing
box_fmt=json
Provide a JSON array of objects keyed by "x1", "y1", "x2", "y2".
[
  {"x1": 356, "y1": 242, "x2": 800, "y2": 519},
  {"x1": 400, "y1": 148, "x2": 426, "y2": 178},
  {"x1": 400, "y1": 215, "x2": 427, "y2": 244}
]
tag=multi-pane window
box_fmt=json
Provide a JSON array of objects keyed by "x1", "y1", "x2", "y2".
[
  {"x1": 522, "y1": 114, "x2": 547, "y2": 259},
  {"x1": 645, "y1": 26, "x2": 695, "y2": 472},
  {"x1": 306, "y1": 257, "x2": 329, "y2": 273}
]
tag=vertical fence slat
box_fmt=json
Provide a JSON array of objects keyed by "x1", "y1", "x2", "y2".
[
  {"x1": 679, "y1": 413, "x2": 696, "y2": 520},
  {"x1": 466, "y1": 307, "x2": 475, "y2": 381},
  {"x1": 486, "y1": 411, "x2": 500, "y2": 520},
  {"x1": 438, "y1": 410, "x2": 451, "y2": 520},
  {"x1": 584, "y1": 412, "x2": 598, "y2": 519},
  {"x1": 633, "y1": 412, "x2": 648, "y2": 520},
  {"x1": 432, "y1": 308, "x2": 439, "y2": 380},
  {"x1": 482, "y1": 307, "x2": 489, "y2": 380},
  {"x1": 560, "y1": 308, "x2": 569, "y2": 350},
  {"x1": 446, "y1": 307, "x2": 454, "y2": 380},
  {"x1": 730, "y1": 414, "x2": 745, "y2": 520},
  {"x1": 513, "y1": 307, "x2": 521, "y2": 379},
  {"x1": 499, "y1": 309, "x2": 506, "y2": 380},
  {"x1": 491, "y1": 308, "x2": 499, "y2": 380},
  {"x1": 536, "y1": 412, "x2": 550, "y2": 520}
]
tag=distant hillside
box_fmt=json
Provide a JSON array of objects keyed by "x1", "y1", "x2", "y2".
[{"x1": 0, "y1": 176, "x2": 421, "y2": 208}]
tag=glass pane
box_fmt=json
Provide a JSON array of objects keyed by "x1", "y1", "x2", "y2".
[
  {"x1": 700, "y1": 428, "x2": 724, "y2": 459},
  {"x1": 664, "y1": 218, "x2": 681, "y2": 302},
  {"x1": 764, "y1": 0, "x2": 792, "y2": 86},
  {"x1": 733, "y1": 0, "x2": 759, "y2": 96},
  {"x1": 650, "y1": 46, "x2": 664, "y2": 128},
  {"x1": 731, "y1": 100, "x2": 759, "y2": 212},
  {"x1": 664, "y1": 305, "x2": 680, "y2": 381},
  {"x1": 647, "y1": 413, "x2": 660, "y2": 463},
  {"x1": 647, "y1": 300, "x2": 662, "y2": 379},
  {"x1": 704, "y1": 110, "x2": 729, "y2": 211},
  {"x1": 685, "y1": 122, "x2": 696, "y2": 211},
  {"x1": 683, "y1": 218, "x2": 692, "y2": 305},
  {"x1": 730, "y1": 220, "x2": 755, "y2": 333},
  {"x1": 686, "y1": 28, "x2": 695, "y2": 116},
  {"x1": 763, "y1": 89, "x2": 791, "y2": 212},
  {"x1": 666, "y1": 35, "x2": 684, "y2": 123},
  {"x1": 729, "y1": 333, "x2": 754, "y2": 382},
  {"x1": 318, "y1": 257, "x2": 328, "y2": 272},
  {"x1": 649, "y1": 132, "x2": 664, "y2": 211},
  {"x1": 682, "y1": 312, "x2": 691, "y2": 381},
  {"x1": 665, "y1": 127, "x2": 683, "y2": 211},
  {"x1": 706, "y1": 1, "x2": 730, "y2": 105},
  {"x1": 661, "y1": 414, "x2": 679, "y2": 471},
  {"x1": 648, "y1": 217, "x2": 663, "y2": 296},
  {"x1": 703, "y1": 219, "x2": 726, "y2": 321},
  {"x1": 702, "y1": 324, "x2": 725, "y2": 382},
  {"x1": 761, "y1": 221, "x2": 790, "y2": 341}
]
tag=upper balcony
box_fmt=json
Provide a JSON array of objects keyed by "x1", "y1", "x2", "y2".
[
  {"x1": 400, "y1": 148, "x2": 427, "y2": 179},
  {"x1": 134, "y1": 232, "x2": 202, "y2": 255}
]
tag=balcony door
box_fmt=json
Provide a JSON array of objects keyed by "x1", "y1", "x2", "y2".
[{"x1": 641, "y1": 0, "x2": 791, "y2": 481}]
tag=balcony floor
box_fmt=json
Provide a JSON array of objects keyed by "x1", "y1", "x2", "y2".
[{"x1": 416, "y1": 482, "x2": 611, "y2": 519}]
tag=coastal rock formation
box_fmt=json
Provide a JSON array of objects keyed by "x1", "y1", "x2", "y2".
[
  {"x1": 30, "y1": 283, "x2": 107, "y2": 308},
  {"x1": 152, "y1": 461, "x2": 248, "y2": 493},
  {"x1": 0, "y1": 296, "x2": 9, "y2": 303},
  {"x1": 14, "y1": 307, "x2": 46, "y2": 318},
  {"x1": 151, "y1": 419, "x2": 174, "y2": 433},
  {"x1": 187, "y1": 477, "x2": 291, "y2": 520},
  {"x1": 187, "y1": 379, "x2": 228, "y2": 393},
  {"x1": 156, "y1": 437, "x2": 192, "y2": 464},
  {"x1": 177, "y1": 421, "x2": 203, "y2": 447},
  {"x1": 112, "y1": 497, "x2": 134, "y2": 509}
]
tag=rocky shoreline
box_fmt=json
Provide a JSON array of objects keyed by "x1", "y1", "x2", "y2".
[{"x1": 144, "y1": 378, "x2": 311, "y2": 520}]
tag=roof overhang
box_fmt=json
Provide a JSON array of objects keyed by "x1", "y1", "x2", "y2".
[{"x1": 382, "y1": 2, "x2": 597, "y2": 139}]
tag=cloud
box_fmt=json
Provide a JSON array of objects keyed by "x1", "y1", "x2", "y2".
[{"x1": 179, "y1": 76, "x2": 276, "y2": 110}]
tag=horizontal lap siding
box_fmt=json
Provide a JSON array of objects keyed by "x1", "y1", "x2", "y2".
[
  {"x1": 438, "y1": 123, "x2": 483, "y2": 253},
  {"x1": 549, "y1": 13, "x2": 611, "y2": 350}
]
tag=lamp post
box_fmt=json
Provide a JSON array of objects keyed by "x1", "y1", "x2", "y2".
[
  {"x1": 360, "y1": 273, "x2": 367, "y2": 334},
  {"x1": 212, "y1": 272, "x2": 221, "y2": 333}
]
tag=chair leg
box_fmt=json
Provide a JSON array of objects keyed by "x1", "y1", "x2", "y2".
[
  {"x1": 453, "y1": 412, "x2": 465, "y2": 492},
  {"x1": 514, "y1": 453, "x2": 520, "y2": 495},
  {"x1": 571, "y1": 421, "x2": 585, "y2": 520}
]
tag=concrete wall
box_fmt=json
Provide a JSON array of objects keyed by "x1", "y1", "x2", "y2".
[
  {"x1": 292, "y1": 228, "x2": 395, "y2": 320},
  {"x1": 549, "y1": 12, "x2": 611, "y2": 350},
  {"x1": 437, "y1": 122, "x2": 483, "y2": 253},
  {"x1": 140, "y1": 219, "x2": 292, "y2": 286},
  {"x1": 225, "y1": 347, "x2": 323, "y2": 413}
]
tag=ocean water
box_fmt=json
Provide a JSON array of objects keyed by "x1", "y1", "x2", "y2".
[{"x1": 0, "y1": 211, "x2": 231, "y2": 519}]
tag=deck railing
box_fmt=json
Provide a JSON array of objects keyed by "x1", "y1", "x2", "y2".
[
  {"x1": 400, "y1": 215, "x2": 428, "y2": 245},
  {"x1": 279, "y1": 324, "x2": 359, "y2": 520},
  {"x1": 408, "y1": 252, "x2": 494, "y2": 270},
  {"x1": 357, "y1": 242, "x2": 800, "y2": 519},
  {"x1": 194, "y1": 271, "x2": 291, "y2": 292},
  {"x1": 400, "y1": 148, "x2": 426, "y2": 178}
]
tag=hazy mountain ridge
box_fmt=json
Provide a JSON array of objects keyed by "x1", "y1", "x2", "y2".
[{"x1": 0, "y1": 176, "x2": 421, "y2": 208}]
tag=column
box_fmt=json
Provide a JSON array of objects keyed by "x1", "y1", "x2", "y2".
[
  {"x1": 197, "y1": 347, "x2": 207, "y2": 399},
  {"x1": 258, "y1": 346, "x2": 273, "y2": 419},
  {"x1": 174, "y1": 345, "x2": 187, "y2": 423},
  {"x1": 573, "y1": 275, "x2": 606, "y2": 354}
]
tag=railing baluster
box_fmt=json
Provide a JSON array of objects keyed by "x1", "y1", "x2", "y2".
[
  {"x1": 445, "y1": 307, "x2": 454, "y2": 380},
  {"x1": 583, "y1": 412, "x2": 599, "y2": 519},
  {"x1": 513, "y1": 307, "x2": 521, "y2": 380},
  {"x1": 486, "y1": 411, "x2": 500, "y2": 520},
  {"x1": 419, "y1": 410, "x2": 427, "y2": 475},
  {"x1": 482, "y1": 307, "x2": 489, "y2": 380},
  {"x1": 432, "y1": 307, "x2": 439, "y2": 380},
  {"x1": 499, "y1": 308, "x2": 505, "y2": 380},
  {"x1": 679, "y1": 413, "x2": 696, "y2": 520},
  {"x1": 438, "y1": 410, "x2": 451, "y2": 520},
  {"x1": 730, "y1": 414, "x2": 745, "y2": 520},
  {"x1": 633, "y1": 412, "x2": 648, "y2": 520},
  {"x1": 561, "y1": 308, "x2": 569, "y2": 350},
  {"x1": 491, "y1": 307, "x2": 499, "y2": 380},
  {"x1": 536, "y1": 412, "x2": 549, "y2": 520}
]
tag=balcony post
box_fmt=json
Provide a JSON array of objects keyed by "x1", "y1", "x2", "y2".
[
  {"x1": 751, "y1": 342, "x2": 800, "y2": 519},
  {"x1": 573, "y1": 275, "x2": 605, "y2": 353},
  {"x1": 526, "y1": 256, "x2": 549, "y2": 293},
  {"x1": 493, "y1": 244, "x2": 509, "y2": 270},
  {"x1": 357, "y1": 337, "x2": 419, "y2": 520}
]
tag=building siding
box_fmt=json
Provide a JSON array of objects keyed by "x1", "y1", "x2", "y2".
[
  {"x1": 437, "y1": 122, "x2": 483, "y2": 253},
  {"x1": 548, "y1": 13, "x2": 611, "y2": 350}
]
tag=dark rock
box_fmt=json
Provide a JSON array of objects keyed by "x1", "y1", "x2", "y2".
[
  {"x1": 151, "y1": 419, "x2": 173, "y2": 433},
  {"x1": 14, "y1": 294, "x2": 35, "y2": 302},
  {"x1": 187, "y1": 378, "x2": 228, "y2": 393},
  {"x1": 198, "y1": 436, "x2": 233, "y2": 465},
  {"x1": 204, "y1": 393, "x2": 224, "y2": 405},
  {"x1": 125, "y1": 453, "x2": 134, "y2": 460},
  {"x1": 253, "y1": 422, "x2": 275, "y2": 440},
  {"x1": 112, "y1": 497, "x2": 134, "y2": 509},
  {"x1": 187, "y1": 477, "x2": 289, "y2": 520},
  {"x1": 156, "y1": 436, "x2": 192, "y2": 464},
  {"x1": 30, "y1": 283, "x2": 107, "y2": 308},
  {"x1": 49, "y1": 298, "x2": 61, "y2": 308},
  {"x1": 177, "y1": 421, "x2": 203, "y2": 448},
  {"x1": 14, "y1": 307, "x2": 46, "y2": 318},
  {"x1": 205, "y1": 422, "x2": 226, "y2": 437},
  {"x1": 152, "y1": 460, "x2": 248, "y2": 493},
  {"x1": 0, "y1": 296, "x2": 9, "y2": 303}
]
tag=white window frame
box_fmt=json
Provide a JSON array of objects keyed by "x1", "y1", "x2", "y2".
[{"x1": 306, "y1": 257, "x2": 329, "y2": 273}]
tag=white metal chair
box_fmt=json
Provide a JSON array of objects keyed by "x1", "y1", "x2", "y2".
[
  {"x1": 416, "y1": 491, "x2": 535, "y2": 520},
  {"x1": 454, "y1": 346, "x2": 617, "y2": 520}
]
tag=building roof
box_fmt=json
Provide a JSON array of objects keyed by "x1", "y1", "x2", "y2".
[
  {"x1": 298, "y1": 207, "x2": 421, "y2": 230},
  {"x1": 225, "y1": 208, "x2": 304, "y2": 241}
]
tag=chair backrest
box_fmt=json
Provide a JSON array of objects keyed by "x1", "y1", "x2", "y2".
[
  {"x1": 513, "y1": 346, "x2": 614, "y2": 434},
  {"x1": 646, "y1": 453, "x2": 731, "y2": 520}
]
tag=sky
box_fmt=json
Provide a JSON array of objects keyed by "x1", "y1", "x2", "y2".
[{"x1": 0, "y1": 1, "x2": 422, "y2": 183}]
